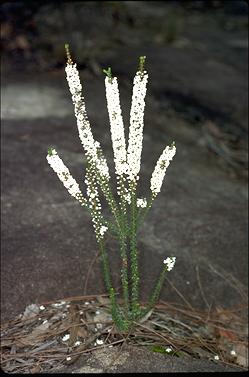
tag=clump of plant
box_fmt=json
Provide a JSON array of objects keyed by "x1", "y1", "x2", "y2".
[{"x1": 46, "y1": 45, "x2": 176, "y2": 332}]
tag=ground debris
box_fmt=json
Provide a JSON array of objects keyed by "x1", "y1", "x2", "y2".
[{"x1": 1, "y1": 295, "x2": 248, "y2": 373}]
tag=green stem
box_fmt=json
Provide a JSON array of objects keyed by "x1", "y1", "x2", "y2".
[
  {"x1": 98, "y1": 240, "x2": 125, "y2": 329},
  {"x1": 136, "y1": 194, "x2": 154, "y2": 229},
  {"x1": 117, "y1": 175, "x2": 130, "y2": 316},
  {"x1": 129, "y1": 179, "x2": 140, "y2": 317},
  {"x1": 144, "y1": 263, "x2": 168, "y2": 314}
]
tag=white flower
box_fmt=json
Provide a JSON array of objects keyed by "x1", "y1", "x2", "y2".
[
  {"x1": 230, "y1": 350, "x2": 236, "y2": 356},
  {"x1": 163, "y1": 257, "x2": 176, "y2": 271},
  {"x1": 214, "y1": 355, "x2": 219, "y2": 360},
  {"x1": 74, "y1": 341, "x2": 81, "y2": 346},
  {"x1": 165, "y1": 347, "x2": 172, "y2": 353},
  {"x1": 150, "y1": 143, "x2": 176, "y2": 195},
  {"x1": 39, "y1": 305, "x2": 45, "y2": 310},
  {"x1": 65, "y1": 62, "x2": 110, "y2": 180},
  {"x1": 47, "y1": 149, "x2": 87, "y2": 206},
  {"x1": 105, "y1": 77, "x2": 129, "y2": 178},
  {"x1": 66, "y1": 356, "x2": 71, "y2": 361},
  {"x1": 127, "y1": 71, "x2": 148, "y2": 180},
  {"x1": 99, "y1": 225, "x2": 108, "y2": 237},
  {"x1": 136, "y1": 198, "x2": 147, "y2": 208},
  {"x1": 96, "y1": 323, "x2": 103, "y2": 329},
  {"x1": 62, "y1": 334, "x2": 70, "y2": 342},
  {"x1": 124, "y1": 193, "x2": 131, "y2": 204},
  {"x1": 96, "y1": 338, "x2": 104, "y2": 345}
]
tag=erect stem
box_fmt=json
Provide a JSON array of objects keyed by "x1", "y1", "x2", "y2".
[
  {"x1": 98, "y1": 240, "x2": 124, "y2": 329},
  {"x1": 98, "y1": 240, "x2": 112, "y2": 292},
  {"x1": 144, "y1": 263, "x2": 169, "y2": 315},
  {"x1": 136, "y1": 194, "x2": 154, "y2": 229},
  {"x1": 117, "y1": 175, "x2": 130, "y2": 316},
  {"x1": 129, "y1": 178, "x2": 140, "y2": 317}
]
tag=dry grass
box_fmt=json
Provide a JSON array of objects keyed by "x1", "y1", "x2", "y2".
[{"x1": 1, "y1": 293, "x2": 248, "y2": 373}]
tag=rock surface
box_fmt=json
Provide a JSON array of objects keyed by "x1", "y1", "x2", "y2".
[
  {"x1": 55, "y1": 345, "x2": 243, "y2": 373},
  {"x1": 1, "y1": 1, "x2": 248, "y2": 373}
]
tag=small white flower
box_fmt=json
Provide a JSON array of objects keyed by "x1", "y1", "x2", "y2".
[
  {"x1": 74, "y1": 341, "x2": 81, "y2": 346},
  {"x1": 136, "y1": 198, "x2": 147, "y2": 208},
  {"x1": 39, "y1": 305, "x2": 45, "y2": 310},
  {"x1": 38, "y1": 317, "x2": 42, "y2": 321},
  {"x1": 96, "y1": 339, "x2": 104, "y2": 345},
  {"x1": 66, "y1": 356, "x2": 71, "y2": 361},
  {"x1": 62, "y1": 334, "x2": 70, "y2": 342},
  {"x1": 123, "y1": 193, "x2": 131, "y2": 204},
  {"x1": 214, "y1": 355, "x2": 219, "y2": 360},
  {"x1": 66, "y1": 304, "x2": 70, "y2": 308},
  {"x1": 96, "y1": 323, "x2": 103, "y2": 329},
  {"x1": 84, "y1": 302, "x2": 90, "y2": 305},
  {"x1": 99, "y1": 225, "x2": 108, "y2": 237},
  {"x1": 165, "y1": 347, "x2": 172, "y2": 353},
  {"x1": 230, "y1": 350, "x2": 236, "y2": 356},
  {"x1": 79, "y1": 311, "x2": 84, "y2": 315},
  {"x1": 95, "y1": 310, "x2": 100, "y2": 315},
  {"x1": 163, "y1": 257, "x2": 176, "y2": 271}
]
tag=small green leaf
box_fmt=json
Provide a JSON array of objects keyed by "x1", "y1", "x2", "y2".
[
  {"x1": 103, "y1": 67, "x2": 112, "y2": 79},
  {"x1": 151, "y1": 345, "x2": 167, "y2": 354},
  {"x1": 47, "y1": 147, "x2": 55, "y2": 156},
  {"x1": 139, "y1": 56, "x2": 146, "y2": 73},
  {"x1": 150, "y1": 345, "x2": 180, "y2": 357}
]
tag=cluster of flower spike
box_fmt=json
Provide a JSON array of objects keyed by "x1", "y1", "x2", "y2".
[{"x1": 47, "y1": 47, "x2": 177, "y2": 241}]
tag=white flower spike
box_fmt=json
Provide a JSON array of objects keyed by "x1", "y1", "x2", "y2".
[
  {"x1": 65, "y1": 47, "x2": 110, "y2": 181},
  {"x1": 150, "y1": 142, "x2": 176, "y2": 196},
  {"x1": 105, "y1": 76, "x2": 129, "y2": 177},
  {"x1": 46, "y1": 148, "x2": 87, "y2": 206},
  {"x1": 127, "y1": 66, "x2": 148, "y2": 180}
]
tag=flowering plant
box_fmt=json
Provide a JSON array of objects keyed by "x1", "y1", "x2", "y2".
[{"x1": 46, "y1": 46, "x2": 176, "y2": 331}]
